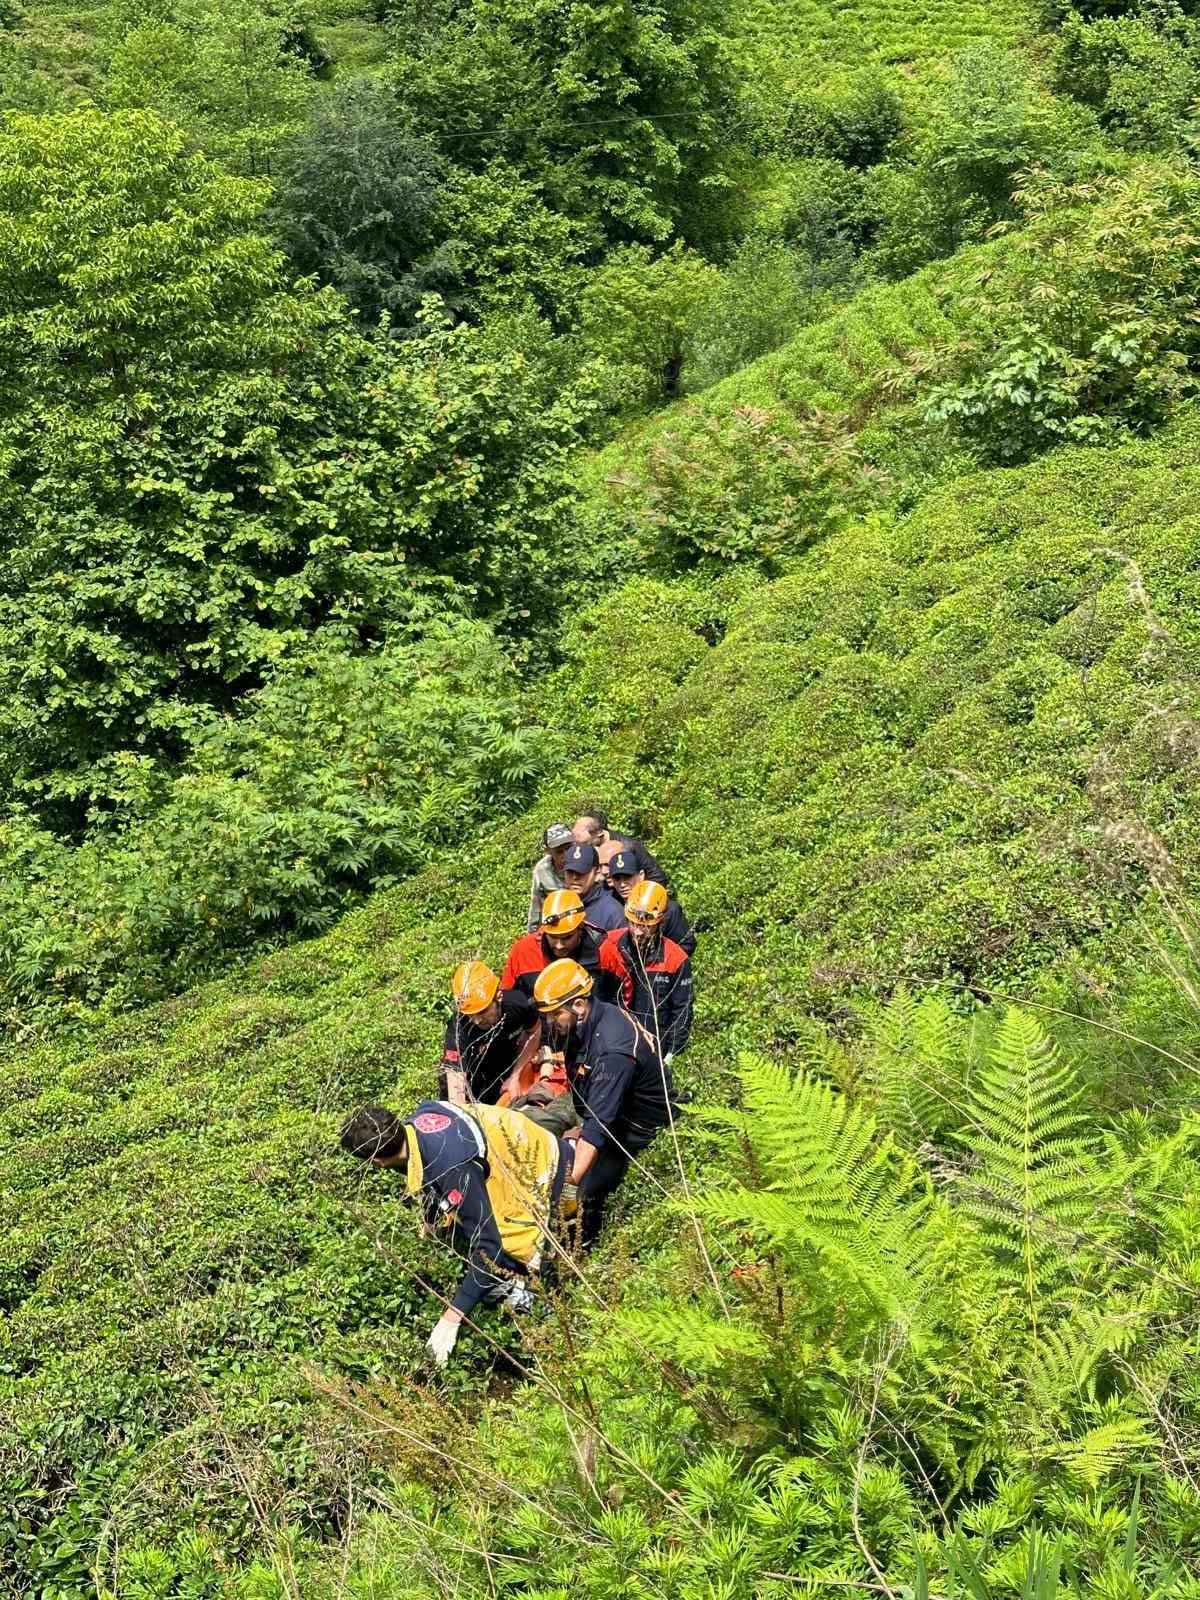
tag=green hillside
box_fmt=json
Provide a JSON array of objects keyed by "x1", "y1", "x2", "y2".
[
  {"x1": 2, "y1": 0, "x2": 1200, "y2": 1585},
  {"x1": 6, "y1": 417, "x2": 1200, "y2": 1590}
]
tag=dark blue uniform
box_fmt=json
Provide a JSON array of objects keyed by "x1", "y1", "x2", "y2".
[
  {"x1": 579, "y1": 882, "x2": 625, "y2": 932},
  {"x1": 661, "y1": 895, "x2": 697, "y2": 957},
  {"x1": 560, "y1": 1002, "x2": 675, "y2": 1246}
]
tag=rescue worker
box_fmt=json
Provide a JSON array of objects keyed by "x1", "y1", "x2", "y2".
[
  {"x1": 340, "y1": 1099, "x2": 568, "y2": 1366},
  {"x1": 599, "y1": 881, "x2": 694, "y2": 1063},
  {"x1": 572, "y1": 805, "x2": 667, "y2": 886},
  {"x1": 534, "y1": 959, "x2": 675, "y2": 1248},
  {"x1": 606, "y1": 849, "x2": 696, "y2": 955},
  {"x1": 561, "y1": 842, "x2": 624, "y2": 932},
  {"x1": 527, "y1": 822, "x2": 575, "y2": 932},
  {"x1": 501, "y1": 889, "x2": 616, "y2": 1002},
  {"x1": 440, "y1": 960, "x2": 539, "y2": 1106}
]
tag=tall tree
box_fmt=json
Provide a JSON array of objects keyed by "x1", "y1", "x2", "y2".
[
  {"x1": 386, "y1": 0, "x2": 741, "y2": 250},
  {"x1": 0, "y1": 110, "x2": 582, "y2": 822}
]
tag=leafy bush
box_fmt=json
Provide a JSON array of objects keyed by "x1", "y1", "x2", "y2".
[
  {"x1": 685, "y1": 236, "x2": 828, "y2": 389},
  {"x1": 602, "y1": 403, "x2": 881, "y2": 569},
  {"x1": 773, "y1": 66, "x2": 906, "y2": 165},
  {"x1": 1051, "y1": 9, "x2": 1200, "y2": 152},
  {"x1": 435, "y1": 160, "x2": 594, "y2": 321},
  {"x1": 0, "y1": 620, "x2": 544, "y2": 1020},
  {"x1": 102, "y1": 0, "x2": 316, "y2": 173},
  {"x1": 919, "y1": 166, "x2": 1200, "y2": 461},
  {"x1": 577, "y1": 243, "x2": 723, "y2": 411}
]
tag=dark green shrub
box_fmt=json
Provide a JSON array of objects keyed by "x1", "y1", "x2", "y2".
[
  {"x1": 919, "y1": 166, "x2": 1200, "y2": 462},
  {"x1": 269, "y1": 77, "x2": 453, "y2": 324},
  {"x1": 1051, "y1": 9, "x2": 1200, "y2": 151},
  {"x1": 685, "y1": 236, "x2": 829, "y2": 389},
  {"x1": 776, "y1": 67, "x2": 905, "y2": 166}
]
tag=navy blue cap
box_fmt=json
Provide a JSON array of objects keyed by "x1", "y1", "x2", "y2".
[
  {"x1": 608, "y1": 850, "x2": 639, "y2": 878},
  {"x1": 563, "y1": 842, "x2": 598, "y2": 874}
]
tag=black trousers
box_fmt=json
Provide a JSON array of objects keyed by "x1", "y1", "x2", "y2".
[
  {"x1": 578, "y1": 1121, "x2": 663, "y2": 1246},
  {"x1": 578, "y1": 1143, "x2": 630, "y2": 1247}
]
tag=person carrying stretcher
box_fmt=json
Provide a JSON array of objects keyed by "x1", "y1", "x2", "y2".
[
  {"x1": 599, "y1": 880, "x2": 694, "y2": 1063},
  {"x1": 501, "y1": 889, "x2": 616, "y2": 1002},
  {"x1": 340, "y1": 1099, "x2": 570, "y2": 1366},
  {"x1": 533, "y1": 958, "x2": 676, "y2": 1247},
  {"x1": 440, "y1": 960, "x2": 540, "y2": 1105}
]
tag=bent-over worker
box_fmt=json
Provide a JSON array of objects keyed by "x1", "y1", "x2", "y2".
[{"x1": 340, "y1": 1099, "x2": 568, "y2": 1366}]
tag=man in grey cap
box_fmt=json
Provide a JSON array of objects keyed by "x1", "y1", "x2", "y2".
[{"x1": 527, "y1": 822, "x2": 575, "y2": 931}]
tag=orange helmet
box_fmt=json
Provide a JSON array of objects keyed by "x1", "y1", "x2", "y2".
[
  {"x1": 452, "y1": 960, "x2": 501, "y2": 1016},
  {"x1": 534, "y1": 958, "x2": 594, "y2": 1013},
  {"x1": 540, "y1": 889, "x2": 585, "y2": 936},
  {"x1": 625, "y1": 880, "x2": 668, "y2": 928}
]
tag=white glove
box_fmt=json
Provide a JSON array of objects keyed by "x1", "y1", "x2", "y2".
[
  {"x1": 426, "y1": 1316, "x2": 460, "y2": 1367},
  {"x1": 503, "y1": 1280, "x2": 533, "y2": 1314},
  {"x1": 527, "y1": 1250, "x2": 542, "y2": 1276}
]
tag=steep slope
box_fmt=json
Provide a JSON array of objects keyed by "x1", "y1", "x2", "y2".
[
  {"x1": 3, "y1": 416, "x2": 1200, "y2": 1584},
  {"x1": 576, "y1": 238, "x2": 1001, "y2": 571}
]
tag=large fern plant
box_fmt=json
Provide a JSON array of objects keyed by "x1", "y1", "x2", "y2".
[{"x1": 693, "y1": 1051, "x2": 943, "y2": 1340}]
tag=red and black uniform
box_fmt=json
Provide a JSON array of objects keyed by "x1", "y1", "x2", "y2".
[
  {"x1": 440, "y1": 988, "x2": 538, "y2": 1104},
  {"x1": 501, "y1": 925, "x2": 617, "y2": 1003},
  {"x1": 599, "y1": 927, "x2": 694, "y2": 1060}
]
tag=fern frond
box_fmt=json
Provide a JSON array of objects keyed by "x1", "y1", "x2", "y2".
[
  {"x1": 864, "y1": 988, "x2": 969, "y2": 1147},
  {"x1": 617, "y1": 1305, "x2": 768, "y2": 1373},
  {"x1": 1049, "y1": 1412, "x2": 1151, "y2": 1489},
  {"x1": 1025, "y1": 1304, "x2": 1149, "y2": 1416},
  {"x1": 957, "y1": 1007, "x2": 1112, "y2": 1341},
  {"x1": 694, "y1": 1052, "x2": 939, "y2": 1338}
]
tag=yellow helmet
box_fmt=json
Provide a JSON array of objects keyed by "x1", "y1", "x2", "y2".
[
  {"x1": 452, "y1": 960, "x2": 501, "y2": 1016},
  {"x1": 625, "y1": 880, "x2": 668, "y2": 928},
  {"x1": 534, "y1": 958, "x2": 594, "y2": 1013},
  {"x1": 540, "y1": 889, "x2": 585, "y2": 936}
]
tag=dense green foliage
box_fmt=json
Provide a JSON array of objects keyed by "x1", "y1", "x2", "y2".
[
  {"x1": 3, "y1": 415, "x2": 1200, "y2": 1589},
  {"x1": 3, "y1": 0, "x2": 1200, "y2": 1587}
]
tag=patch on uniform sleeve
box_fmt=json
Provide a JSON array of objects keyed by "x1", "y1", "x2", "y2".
[
  {"x1": 443, "y1": 1050, "x2": 460, "y2": 1063},
  {"x1": 413, "y1": 1111, "x2": 452, "y2": 1133},
  {"x1": 446, "y1": 1189, "x2": 464, "y2": 1207}
]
